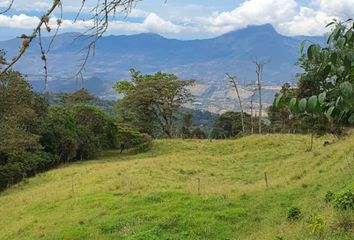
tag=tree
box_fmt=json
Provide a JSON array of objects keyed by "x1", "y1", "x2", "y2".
[
  {"x1": 275, "y1": 20, "x2": 354, "y2": 129},
  {"x1": 114, "y1": 69, "x2": 194, "y2": 138},
  {"x1": 211, "y1": 112, "x2": 251, "y2": 139},
  {"x1": 0, "y1": 71, "x2": 52, "y2": 190},
  {"x1": 181, "y1": 112, "x2": 193, "y2": 138},
  {"x1": 253, "y1": 59, "x2": 266, "y2": 134},
  {"x1": 64, "y1": 88, "x2": 96, "y2": 105},
  {"x1": 226, "y1": 73, "x2": 245, "y2": 134},
  {"x1": 191, "y1": 128, "x2": 207, "y2": 139}
]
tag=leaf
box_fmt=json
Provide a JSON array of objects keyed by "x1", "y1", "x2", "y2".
[
  {"x1": 298, "y1": 98, "x2": 307, "y2": 113},
  {"x1": 307, "y1": 95, "x2": 318, "y2": 113},
  {"x1": 289, "y1": 98, "x2": 297, "y2": 112},
  {"x1": 323, "y1": 65, "x2": 331, "y2": 78},
  {"x1": 300, "y1": 40, "x2": 306, "y2": 53},
  {"x1": 307, "y1": 44, "x2": 317, "y2": 60},
  {"x1": 325, "y1": 22, "x2": 336, "y2": 28},
  {"x1": 318, "y1": 92, "x2": 326, "y2": 104},
  {"x1": 340, "y1": 82, "x2": 353, "y2": 97},
  {"x1": 333, "y1": 27, "x2": 341, "y2": 41},
  {"x1": 326, "y1": 106, "x2": 335, "y2": 119},
  {"x1": 274, "y1": 94, "x2": 283, "y2": 108},
  {"x1": 330, "y1": 52, "x2": 337, "y2": 64},
  {"x1": 349, "y1": 113, "x2": 354, "y2": 124},
  {"x1": 336, "y1": 96, "x2": 343, "y2": 106}
]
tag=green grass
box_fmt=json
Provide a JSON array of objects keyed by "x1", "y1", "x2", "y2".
[{"x1": 0, "y1": 134, "x2": 353, "y2": 239}]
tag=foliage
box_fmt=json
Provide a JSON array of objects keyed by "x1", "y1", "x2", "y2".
[
  {"x1": 181, "y1": 112, "x2": 193, "y2": 138},
  {"x1": 0, "y1": 72, "x2": 153, "y2": 190},
  {"x1": 115, "y1": 126, "x2": 153, "y2": 153},
  {"x1": 333, "y1": 189, "x2": 354, "y2": 211},
  {"x1": 287, "y1": 206, "x2": 301, "y2": 220},
  {"x1": 306, "y1": 215, "x2": 325, "y2": 235},
  {"x1": 210, "y1": 112, "x2": 252, "y2": 139},
  {"x1": 274, "y1": 20, "x2": 354, "y2": 127},
  {"x1": 0, "y1": 71, "x2": 51, "y2": 190},
  {"x1": 324, "y1": 191, "x2": 335, "y2": 203},
  {"x1": 63, "y1": 88, "x2": 96, "y2": 105},
  {"x1": 191, "y1": 127, "x2": 207, "y2": 139},
  {"x1": 114, "y1": 69, "x2": 194, "y2": 138}
]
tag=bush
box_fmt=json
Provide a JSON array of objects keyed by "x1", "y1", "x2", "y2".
[
  {"x1": 324, "y1": 191, "x2": 335, "y2": 203},
  {"x1": 287, "y1": 206, "x2": 301, "y2": 220},
  {"x1": 116, "y1": 126, "x2": 153, "y2": 153},
  {"x1": 333, "y1": 189, "x2": 354, "y2": 211},
  {"x1": 307, "y1": 215, "x2": 325, "y2": 235}
]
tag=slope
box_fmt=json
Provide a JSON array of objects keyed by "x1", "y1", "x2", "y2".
[{"x1": 0, "y1": 134, "x2": 353, "y2": 239}]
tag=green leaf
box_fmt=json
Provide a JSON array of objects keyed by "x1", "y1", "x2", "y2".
[
  {"x1": 298, "y1": 98, "x2": 307, "y2": 113},
  {"x1": 274, "y1": 94, "x2": 283, "y2": 108},
  {"x1": 330, "y1": 52, "x2": 337, "y2": 64},
  {"x1": 300, "y1": 40, "x2": 306, "y2": 53},
  {"x1": 318, "y1": 92, "x2": 326, "y2": 104},
  {"x1": 289, "y1": 98, "x2": 297, "y2": 112},
  {"x1": 307, "y1": 95, "x2": 318, "y2": 113},
  {"x1": 349, "y1": 113, "x2": 354, "y2": 124},
  {"x1": 325, "y1": 22, "x2": 335, "y2": 28},
  {"x1": 340, "y1": 82, "x2": 353, "y2": 97},
  {"x1": 323, "y1": 65, "x2": 331, "y2": 78},
  {"x1": 307, "y1": 44, "x2": 317, "y2": 60},
  {"x1": 326, "y1": 106, "x2": 335, "y2": 119},
  {"x1": 336, "y1": 96, "x2": 343, "y2": 106}
]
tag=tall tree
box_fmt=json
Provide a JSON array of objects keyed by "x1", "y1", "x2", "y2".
[
  {"x1": 253, "y1": 59, "x2": 266, "y2": 134},
  {"x1": 114, "y1": 69, "x2": 194, "y2": 138}
]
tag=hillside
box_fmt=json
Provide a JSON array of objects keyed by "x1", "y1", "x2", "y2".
[{"x1": 0, "y1": 134, "x2": 353, "y2": 239}]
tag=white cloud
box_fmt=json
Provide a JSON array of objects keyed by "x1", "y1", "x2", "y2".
[
  {"x1": 314, "y1": 0, "x2": 354, "y2": 19},
  {"x1": 0, "y1": 14, "x2": 39, "y2": 28},
  {"x1": 277, "y1": 7, "x2": 335, "y2": 36},
  {"x1": 0, "y1": 12, "x2": 185, "y2": 35},
  {"x1": 197, "y1": 0, "x2": 298, "y2": 34},
  {"x1": 0, "y1": 0, "x2": 352, "y2": 37}
]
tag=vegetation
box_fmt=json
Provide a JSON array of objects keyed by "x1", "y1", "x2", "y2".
[
  {"x1": 114, "y1": 69, "x2": 194, "y2": 138},
  {"x1": 274, "y1": 20, "x2": 354, "y2": 133},
  {"x1": 0, "y1": 72, "x2": 152, "y2": 191},
  {"x1": 0, "y1": 134, "x2": 353, "y2": 239}
]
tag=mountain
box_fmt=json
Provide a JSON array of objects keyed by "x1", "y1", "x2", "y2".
[{"x1": 0, "y1": 24, "x2": 325, "y2": 112}]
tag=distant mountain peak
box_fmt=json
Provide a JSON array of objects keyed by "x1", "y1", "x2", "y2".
[{"x1": 219, "y1": 24, "x2": 279, "y2": 39}]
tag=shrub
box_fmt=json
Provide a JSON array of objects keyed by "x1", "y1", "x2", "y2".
[
  {"x1": 333, "y1": 189, "x2": 354, "y2": 211},
  {"x1": 116, "y1": 126, "x2": 153, "y2": 153},
  {"x1": 307, "y1": 215, "x2": 325, "y2": 235},
  {"x1": 287, "y1": 206, "x2": 301, "y2": 220},
  {"x1": 324, "y1": 191, "x2": 335, "y2": 203}
]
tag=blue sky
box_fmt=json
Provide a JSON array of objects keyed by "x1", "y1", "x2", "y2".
[{"x1": 0, "y1": 0, "x2": 353, "y2": 40}]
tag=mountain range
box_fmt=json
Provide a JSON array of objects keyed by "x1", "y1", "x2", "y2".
[{"x1": 0, "y1": 24, "x2": 324, "y2": 113}]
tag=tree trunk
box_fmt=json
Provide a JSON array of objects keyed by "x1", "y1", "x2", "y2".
[{"x1": 226, "y1": 73, "x2": 245, "y2": 134}]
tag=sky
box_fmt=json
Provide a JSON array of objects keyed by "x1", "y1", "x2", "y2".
[{"x1": 0, "y1": 0, "x2": 353, "y2": 40}]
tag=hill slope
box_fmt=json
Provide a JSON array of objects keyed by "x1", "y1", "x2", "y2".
[{"x1": 0, "y1": 134, "x2": 353, "y2": 239}]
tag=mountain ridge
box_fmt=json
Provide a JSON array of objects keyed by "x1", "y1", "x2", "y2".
[{"x1": 0, "y1": 24, "x2": 325, "y2": 112}]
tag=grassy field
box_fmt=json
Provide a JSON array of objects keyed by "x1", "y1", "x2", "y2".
[{"x1": 0, "y1": 134, "x2": 353, "y2": 239}]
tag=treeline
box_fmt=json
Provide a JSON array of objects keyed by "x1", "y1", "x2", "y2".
[{"x1": 0, "y1": 72, "x2": 151, "y2": 191}]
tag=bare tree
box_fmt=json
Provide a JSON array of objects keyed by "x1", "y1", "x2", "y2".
[
  {"x1": 249, "y1": 91, "x2": 256, "y2": 134},
  {"x1": 252, "y1": 58, "x2": 266, "y2": 134},
  {"x1": 226, "y1": 73, "x2": 245, "y2": 134},
  {"x1": 0, "y1": 0, "x2": 141, "y2": 81}
]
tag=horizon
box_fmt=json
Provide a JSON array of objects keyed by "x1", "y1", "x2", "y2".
[{"x1": 0, "y1": 23, "x2": 327, "y2": 42}]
